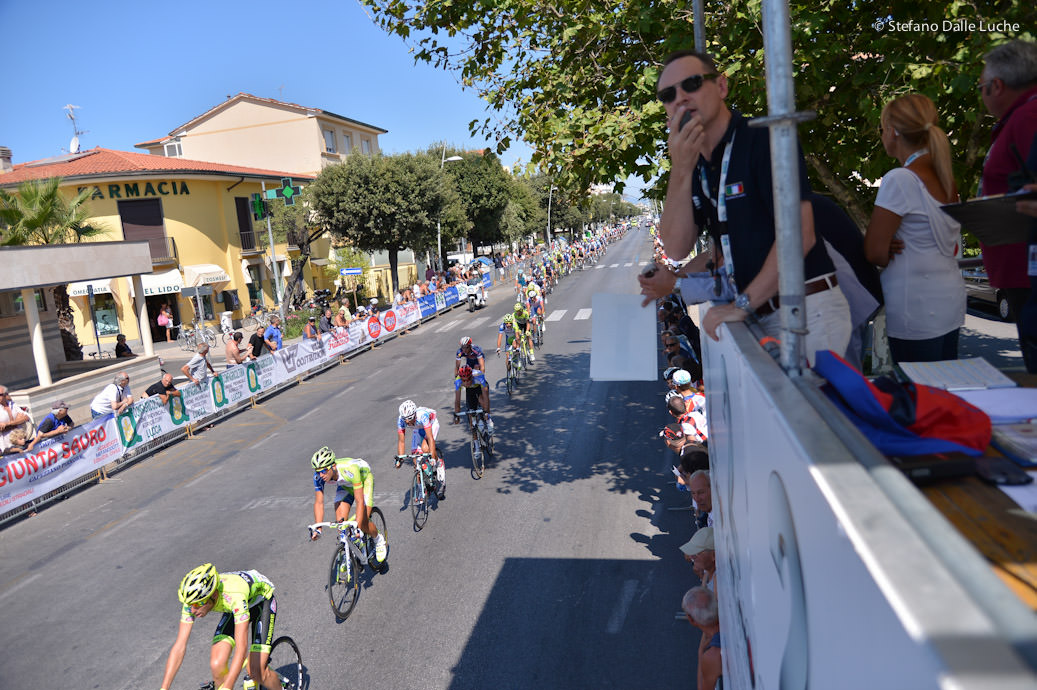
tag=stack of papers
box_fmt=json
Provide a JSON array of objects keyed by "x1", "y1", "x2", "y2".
[
  {"x1": 991, "y1": 424, "x2": 1037, "y2": 467},
  {"x1": 898, "y1": 357, "x2": 1017, "y2": 391}
]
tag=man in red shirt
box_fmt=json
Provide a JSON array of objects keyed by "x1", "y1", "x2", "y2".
[{"x1": 978, "y1": 40, "x2": 1037, "y2": 338}]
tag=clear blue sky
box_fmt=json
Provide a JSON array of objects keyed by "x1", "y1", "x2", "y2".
[{"x1": 0, "y1": 0, "x2": 536, "y2": 170}]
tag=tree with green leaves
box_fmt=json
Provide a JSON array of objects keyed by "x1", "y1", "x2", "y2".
[
  {"x1": 0, "y1": 177, "x2": 108, "y2": 360},
  {"x1": 436, "y1": 147, "x2": 513, "y2": 252},
  {"x1": 356, "y1": 0, "x2": 1031, "y2": 234},
  {"x1": 308, "y1": 151, "x2": 468, "y2": 294}
]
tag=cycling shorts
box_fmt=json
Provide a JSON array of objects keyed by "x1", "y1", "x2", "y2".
[{"x1": 213, "y1": 595, "x2": 276, "y2": 655}]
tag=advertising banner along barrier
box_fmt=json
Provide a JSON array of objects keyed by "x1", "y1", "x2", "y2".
[{"x1": 0, "y1": 282, "x2": 476, "y2": 515}]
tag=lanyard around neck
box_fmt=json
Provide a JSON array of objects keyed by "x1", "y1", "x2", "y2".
[
  {"x1": 903, "y1": 148, "x2": 928, "y2": 167},
  {"x1": 698, "y1": 131, "x2": 737, "y2": 224}
]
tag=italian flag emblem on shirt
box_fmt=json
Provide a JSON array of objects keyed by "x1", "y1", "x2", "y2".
[{"x1": 725, "y1": 182, "x2": 745, "y2": 196}]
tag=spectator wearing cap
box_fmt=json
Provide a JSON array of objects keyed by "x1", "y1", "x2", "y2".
[
  {"x1": 303, "y1": 315, "x2": 319, "y2": 341},
  {"x1": 28, "y1": 401, "x2": 74, "y2": 450},
  {"x1": 682, "y1": 586, "x2": 722, "y2": 690},
  {"x1": 114, "y1": 334, "x2": 135, "y2": 358},
  {"x1": 181, "y1": 343, "x2": 216, "y2": 386},
  {"x1": 89, "y1": 372, "x2": 133, "y2": 419},
  {"x1": 668, "y1": 386, "x2": 708, "y2": 447},
  {"x1": 144, "y1": 372, "x2": 182, "y2": 405},
  {"x1": 681, "y1": 527, "x2": 716, "y2": 591},
  {"x1": 368, "y1": 298, "x2": 380, "y2": 314},
  {"x1": 689, "y1": 470, "x2": 713, "y2": 529}
]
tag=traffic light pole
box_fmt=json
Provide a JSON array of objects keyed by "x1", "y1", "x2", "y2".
[{"x1": 260, "y1": 180, "x2": 284, "y2": 309}]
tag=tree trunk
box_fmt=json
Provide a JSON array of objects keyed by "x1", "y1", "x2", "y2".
[
  {"x1": 388, "y1": 249, "x2": 400, "y2": 296},
  {"x1": 806, "y1": 154, "x2": 870, "y2": 232},
  {"x1": 52, "y1": 285, "x2": 84, "y2": 361}
]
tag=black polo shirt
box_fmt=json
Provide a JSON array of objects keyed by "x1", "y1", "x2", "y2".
[
  {"x1": 691, "y1": 109, "x2": 834, "y2": 293},
  {"x1": 145, "y1": 379, "x2": 177, "y2": 398}
]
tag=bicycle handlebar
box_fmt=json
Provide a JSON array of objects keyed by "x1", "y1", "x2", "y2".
[{"x1": 309, "y1": 520, "x2": 357, "y2": 532}]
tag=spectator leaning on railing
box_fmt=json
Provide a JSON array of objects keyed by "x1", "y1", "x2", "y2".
[
  {"x1": 89, "y1": 372, "x2": 133, "y2": 420},
  {"x1": 682, "y1": 585, "x2": 723, "y2": 690},
  {"x1": 27, "y1": 400, "x2": 73, "y2": 451},
  {"x1": 144, "y1": 373, "x2": 182, "y2": 405},
  {"x1": 0, "y1": 384, "x2": 32, "y2": 452},
  {"x1": 182, "y1": 343, "x2": 216, "y2": 386}
]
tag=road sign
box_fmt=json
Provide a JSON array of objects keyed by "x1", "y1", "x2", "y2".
[
  {"x1": 339, "y1": 268, "x2": 363, "y2": 276},
  {"x1": 265, "y1": 177, "x2": 302, "y2": 206},
  {"x1": 182, "y1": 286, "x2": 214, "y2": 298}
]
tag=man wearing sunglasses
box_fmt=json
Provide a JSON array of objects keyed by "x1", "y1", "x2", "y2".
[{"x1": 641, "y1": 50, "x2": 850, "y2": 366}]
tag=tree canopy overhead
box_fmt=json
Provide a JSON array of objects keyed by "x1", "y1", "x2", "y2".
[{"x1": 356, "y1": 0, "x2": 1032, "y2": 227}]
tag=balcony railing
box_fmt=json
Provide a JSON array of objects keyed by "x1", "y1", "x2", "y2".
[{"x1": 150, "y1": 236, "x2": 178, "y2": 265}]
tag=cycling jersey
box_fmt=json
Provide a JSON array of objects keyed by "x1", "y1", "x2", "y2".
[
  {"x1": 454, "y1": 370, "x2": 488, "y2": 390},
  {"x1": 313, "y1": 457, "x2": 374, "y2": 506},
  {"x1": 516, "y1": 274, "x2": 528, "y2": 288},
  {"x1": 498, "y1": 321, "x2": 517, "y2": 343},
  {"x1": 180, "y1": 570, "x2": 275, "y2": 625},
  {"x1": 456, "y1": 344, "x2": 485, "y2": 370},
  {"x1": 398, "y1": 407, "x2": 439, "y2": 451}
]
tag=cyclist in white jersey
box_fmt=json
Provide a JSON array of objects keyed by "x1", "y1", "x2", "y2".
[{"x1": 396, "y1": 400, "x2": 446, "y2": 500}]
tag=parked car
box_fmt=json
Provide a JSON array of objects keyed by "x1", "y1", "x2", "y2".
[{"x1": 961, "y1": 262, "x2": 1010, "y2": 321}]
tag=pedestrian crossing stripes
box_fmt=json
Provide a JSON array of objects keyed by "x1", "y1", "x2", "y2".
[
  {"x1": 610, "y1": 263, "x2": 620, "y2": 268},
  {"x1": 638, "y1": 261, "x2": 649, "y2": 266},
  {"x1": 595, "y1": 264, "x2": 606, "y2": 269},
  {"x1": 624, "y1": 262, "x2": 633, "y2": 267},
  {"x1": 434, "y1": 320, "x2": 462, "y2": 333},
  {"x1": 546, "y1": 310, "x2": 566, "y2": 322},
  {"x1": 468, "y1": 316, "x2": 490, "y2": 328},
  {"x1": 574, "y1": 309, "x2": 592, "y2": 320}
]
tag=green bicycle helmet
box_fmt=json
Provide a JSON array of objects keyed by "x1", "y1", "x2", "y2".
[
  {"x1": 311, "y1": 446, "x2": 336, "y2": 471},
  {"x1": 178, "y1": 563, "x2": 218, "y2": 605}
]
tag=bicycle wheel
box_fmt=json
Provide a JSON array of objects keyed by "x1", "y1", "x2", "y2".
[
  {"x1": 267, "y1": 635, "x2": 303, "y2": 690},
  {"x1": 368, "y1": 506, "x2": 388, "y2": 573},
  {"x1": 505, "y1": 366, "x2": 514, "y2": 397},
  {"x1": 470, "y1": 435, "x2": 484, "y2": 478},
  {"x1": 204, "y1": 328, "x2": 217, "y2": 348},
  {"x1": 411, "y1": 469, "x2": 429, "y2": 531},
  {"x1": 177, "y1": 331, "x2": 191, "y2": 352},
  {"x1": 328, "y1": 543, "x2": 359, "y2": 619}
]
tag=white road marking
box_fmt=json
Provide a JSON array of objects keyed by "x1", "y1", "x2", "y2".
[
  {"x1": 246, "y1": 432, "x2": 278, "y2": 451},
  {"x1": 94, "y1": 509, "x2": 148, "y2": 539},
  {"x1": 435, "y1": 320, "x2": 462, "y2": 333},
  {"x1": 638, "y1": 261, "x2": 649, "y2": 266},
  {"x1": 609, "y1": 263, "x2": 619, "y2": 268},
  {"x1": 574, "y1": 309, "x2": 592, "y2": 320},
  {"x1": 595, "y1": 264, "x2": 606, "y2": 269},
  {"x1": 184, "y1": 466, "x2": 222, "y2": 489},
  {"x1": 0, "y1": 573, "x2": 41, "y2": 604},
  {"x1": 468, "y1": 316, "x2": 489, "y2": 328},
  {"x1": 624, "y1": 262, "x2": 633, "y2": 267},
  {"x1": 546, "y1": 310, "x2": 566, "y2": 322},
  {"x1": 606, "y1": 579, "x2": 639, "y2": 633}
]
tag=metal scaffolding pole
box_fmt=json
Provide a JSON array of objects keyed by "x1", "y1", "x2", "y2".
[{"x1": 750, "y1": 0, "x2": 815, "y2": 374}]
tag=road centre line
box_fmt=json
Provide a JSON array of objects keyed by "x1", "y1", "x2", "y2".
[
  {"x1": 182, "y1": 466, "x2": 222, "y2": 489},
  {"x1": 0, "y1": 572, "x2": 41, "y2": 604},
  {"x1": 546, "y1": 310, "x2": 567, "y2": 322},
  {"x1": 606, "y1": 579, "x2": 639, "y2": 633}
]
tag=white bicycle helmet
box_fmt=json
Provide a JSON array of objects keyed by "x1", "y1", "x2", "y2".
[
  {"x1": 399, "y1": 400, "x2": 417, "y2": 420},
  {"x1": 459, "y1": 336, "x2": 472, "y2": 347}
]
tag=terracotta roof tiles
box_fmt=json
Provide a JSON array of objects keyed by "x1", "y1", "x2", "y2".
[{"x1": 0, "y1": 147, "x2": 313, "y2": 187}]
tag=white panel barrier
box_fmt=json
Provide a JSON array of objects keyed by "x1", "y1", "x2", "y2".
[{"x1": 703, "y1": 313, "x2": 1037, "y2": 689}]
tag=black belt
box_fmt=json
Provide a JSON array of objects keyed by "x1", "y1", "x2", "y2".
[{"x1": 754, "y1": 275, "x2": 838, "y2": 318}]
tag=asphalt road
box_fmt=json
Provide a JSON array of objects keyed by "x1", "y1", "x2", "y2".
[{"x1": 0, "y1": 227, "x2": 698, "y2": 689}]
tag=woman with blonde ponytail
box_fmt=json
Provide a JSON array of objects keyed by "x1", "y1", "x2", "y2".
[{"x1": 864, "y1": 93, "x2": 966, "y2": 363}]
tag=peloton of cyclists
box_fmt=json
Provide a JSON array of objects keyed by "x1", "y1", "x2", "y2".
[
  {"x1": 396, "y1": 400, "x2": 447, "y2": 500},
  {"x1": 309, "y1": 446, "x2": 388, "y2": 563},
  {"x1": 161, "y1": 564, "x2": 282, "y2": 690}
]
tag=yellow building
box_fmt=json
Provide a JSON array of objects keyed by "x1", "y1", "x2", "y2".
[{"x1": 0, "y1": 147, "x2": 318, "y2": 346}]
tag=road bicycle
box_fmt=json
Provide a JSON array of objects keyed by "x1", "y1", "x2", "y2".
[
  {"x1": 241, "y1": 306, "x2": 272, "y2": 330},
  {"x1": 196, "y1": 634, "x2": 303, "y2": 690},
  {"x1": 531, "y1": 314, "x2": 545, "y2": 349},
  {"x1": 457, "y1": 408, "x2": 493, "y2": 479},
  {"x1": 395, "y1": 451, "x2": 438, "y2": 531},
  {"x1": 497, "y1": 344, "x2": 522, "y2": 396},
  {"x1": 220, "y1": 322, "x2": 238, "y2": 344},
  {"x1": 309, "y1": 513, "x2": 388, "y2": 620}
]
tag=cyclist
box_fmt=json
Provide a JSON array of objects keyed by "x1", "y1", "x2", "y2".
[
  {"x1": 161, "y1": 564, "x2": 281, "y2": 690},
  {"x1": 495, "y1": 313, "x2": 523, "y2": 378},
  {"x1": 526, "y1": 287, "x2": 546, "y2": 338},
  {"x1": 452, "y1": 365, "x2": 493, "y2": 432},
  {"x1": 514, "y1": 269, "x2": 529, "y2": 297},
  {"x1": 396, "y1": 400, "x2": 446, "y2": 500},
  {"x1": 456, "y1": 336, "x2": 486, "y2": 376},
  {"x1": 309, "y1": 446, "x2": 388, "y2": 563},
  {"x1": 512, "y1": 302, "x2": 535, "y2": 363}
]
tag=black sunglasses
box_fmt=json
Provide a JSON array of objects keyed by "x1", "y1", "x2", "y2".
[{"x1": 657, "y1": 73, "x2": 718, "y2": 104}]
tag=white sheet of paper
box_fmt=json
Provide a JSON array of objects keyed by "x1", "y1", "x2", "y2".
[{"x1": 590, "y1": 293, "x2": 657, "y2": 381}]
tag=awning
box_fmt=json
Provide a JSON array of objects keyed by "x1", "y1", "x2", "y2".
[
  {"x1": 128, "y1": 268, "x2": 184, "y2": 297},
  {"x1": 68, "y1": 279, "x2": 113, "y2": 297},
  {"x1": 183, "y1": 264, "x2": 231, "y2": 287},
  {"x1": 310, "y1": 258, "x2": 330, "y2": 266},
  {"x1": 264, "y1": 253, "x2": 292, "y2": 276}
]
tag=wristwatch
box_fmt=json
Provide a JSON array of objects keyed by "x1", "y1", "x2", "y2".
[{"x1": 735, "y1": 292, "x2": 752, "y2": 313}]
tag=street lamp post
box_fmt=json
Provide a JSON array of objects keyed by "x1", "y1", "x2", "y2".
[{"x1": 437, "y1": 146, "x2": 463, "y2": 271}]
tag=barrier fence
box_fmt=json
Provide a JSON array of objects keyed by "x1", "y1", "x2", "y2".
[{"x1": 0, "y1": 277, "x2": 496, "y2": 526}]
